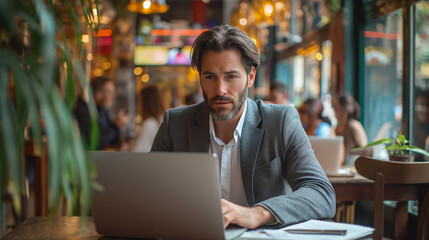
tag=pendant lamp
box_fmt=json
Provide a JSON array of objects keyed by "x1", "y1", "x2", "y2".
[{"x1": 127, "y1": 0, "x2": 169, "y2": 14}]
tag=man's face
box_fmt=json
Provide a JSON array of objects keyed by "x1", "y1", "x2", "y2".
[
  {"x1": 100, "y1": 81, "x2": 116, "y2": 108},
  {"x1": 200, "y1": 49, "x2": 255, "y2": 121},
  {"x1": 298, "y1": 103, "x2": 310, "y2": 127},
  {"x1": 332, "y1": 98, "x2": 343, "y2": 121},
  {"x1": 416, "y1": 95, "x2": 429, "y2": 123}
]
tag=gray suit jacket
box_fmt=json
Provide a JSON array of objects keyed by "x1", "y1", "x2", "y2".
[{"x1": 151, "y1": 99, "x2": 336, "y2": 227}]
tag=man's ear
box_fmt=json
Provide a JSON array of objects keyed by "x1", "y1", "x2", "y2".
[{"x1": 247, "y1": 66, "x2": 256, "y2": 88}]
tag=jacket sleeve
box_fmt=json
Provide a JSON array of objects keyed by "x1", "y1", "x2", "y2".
[
  {"x1": 151, "y1": 110, "x2": 172, "y2": 152},
  {"x1": 257, "y1": 107, "x2": 336, "y2": 227}
]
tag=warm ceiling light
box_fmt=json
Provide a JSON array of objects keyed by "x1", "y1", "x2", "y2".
[
  {"x1": 127, "y1": 0, "x2": 169, "y2": 15},
  {"x1": 143, "y1": 0, "x2": 151, "y2": 9},
  {"x1": 134, "y1": 67, "x2": 143, "y2": 75},
  {"x1": 239, "y1": 18, "x2": 248, "y2": 26},
  {"x1": 316, "y1": 52, "x2": 323, "y2": 61},
  {"x1": 81, "y1": 34, "x2": 89, "y2": 43},
  {"x1": 230, "y1": 0, "x2": 250, "y2": 31},
  {"x1": 263, "y1": 3, "x2": 274, "y2": 17},
  {"x1": 141, "y1": 74, "x2": 150, "y2": 83},
  {"x1": 252, "y1": 0, "x2": 290, "y2": 25}
]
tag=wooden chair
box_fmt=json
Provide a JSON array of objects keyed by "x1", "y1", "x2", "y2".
[{"x1": 355, "y1": 157, "x2": 429, "y2": 240}]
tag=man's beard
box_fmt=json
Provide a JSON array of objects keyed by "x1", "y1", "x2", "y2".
[{"x1": 203, "y1": 81, "x2": 248, "y2": 121}]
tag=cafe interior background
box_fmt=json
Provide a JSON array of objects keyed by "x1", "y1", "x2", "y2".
[{"x1": 1, "y1": 0, "x2": 429, "y2": 238}]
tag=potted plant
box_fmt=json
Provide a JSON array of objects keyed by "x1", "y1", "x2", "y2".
[
  {"x1": 353, "y1": 134, "x2": 429, "y2": 162},
  {"x1": 0, "y1": 0, "x2": 101, "y2": 232}
]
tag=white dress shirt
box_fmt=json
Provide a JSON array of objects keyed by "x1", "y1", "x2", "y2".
[{"x1": 209, "y1": 102, "x2": 248, "y2": 207}]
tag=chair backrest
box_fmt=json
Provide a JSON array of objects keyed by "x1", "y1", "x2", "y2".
[{"x1": 355, "y1": 157, "x2": 429, "y2": 240}]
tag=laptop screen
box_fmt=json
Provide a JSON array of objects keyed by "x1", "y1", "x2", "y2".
[{"x1": 308, "y1": 136, "x2": 344, "y2": 175}]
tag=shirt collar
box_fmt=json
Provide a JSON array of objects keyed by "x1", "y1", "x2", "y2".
[{"x1": 209, "y1": 101, "x2": 247, "y2": 144}]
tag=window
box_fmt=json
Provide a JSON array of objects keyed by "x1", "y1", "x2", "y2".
[
  {"x1": 413, "y1": 0, "x2": 429, "y2": 161},
  {"x1": 362, "y1": 11, "x2": 403, "y2": 145},
  {"x1": 321, "y1": 40, "x2": 332, "y2": 99}
]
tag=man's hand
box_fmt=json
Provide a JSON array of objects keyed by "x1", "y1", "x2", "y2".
[
  {"x1": 115, "y1": 109, "x2": 130, "y2": 128},
  {"x1": 221, "y1": 199, "x2": 276, "y2": 229}
]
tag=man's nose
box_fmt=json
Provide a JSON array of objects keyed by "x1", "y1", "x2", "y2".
[{"x1": 215, "y1": 79, "x2": 227, "y2": 96}]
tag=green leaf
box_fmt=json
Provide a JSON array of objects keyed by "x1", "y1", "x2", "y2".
[
  {"x1": 0, "y1": 63, "x2": 24, "y2": 217},
  {"x1": 40, "y1": 101, "x2": 62, "y2": 208},
  {"x1": 32, "y1": 0, "x2": 56, "y2": 87},
  {"x1": 0, "y1": 0, "x2": 15, "y2": 32},
  {"x1": 397, "y1": 134, "x2": 406, "y2": 144},
  {"x1": 352, "y1": 138, "x2": 393, "y2": 150},
  {"x1": 386, "y1": 144, "x2": 401, "y2": 151},
  {"x1": 403, "y1": 145, "x2": 429, "y2": 158},
  {"x1": 94, "y1": 0, "x2": 100, "y2": 33},
  {"x1": 66, "y1": 1, "x2": 84, "y2": 60}
]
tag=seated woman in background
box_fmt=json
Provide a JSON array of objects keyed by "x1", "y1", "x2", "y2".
[
  {"x1": 299, "y1": 97, "x2": 332, "y2": 138},
  {"x1": 332, "y1": 93, "x2": 368, "y2": 165},
  {"x1": 133, "y1": 85, "x2": 165, "y2": 153}
]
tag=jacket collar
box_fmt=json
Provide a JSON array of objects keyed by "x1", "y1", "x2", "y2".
[
  {"x1": 240, "y1": 99, "x2": 264, "y2": 206},
  {"x1": 189, "y1": 102, "x2": 211, "y2": 152}
]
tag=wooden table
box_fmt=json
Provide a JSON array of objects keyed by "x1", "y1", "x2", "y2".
[
  {"x1": 329, "y1": 174, "x2": 427, "y2": 239},
  {"x1": 329, "y1": 174, "x2": 423, "y2": 202},
  {"x1": 4, "y1": 217, "x2": 107, "y2": 240},
  {"x1": 4, "y1": 217, "x2": 372, "y2": 240}
]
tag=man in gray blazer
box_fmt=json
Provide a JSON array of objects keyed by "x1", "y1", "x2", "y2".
[{"x1": 151, "y1": 25, "x2": 335, "y2": 229}]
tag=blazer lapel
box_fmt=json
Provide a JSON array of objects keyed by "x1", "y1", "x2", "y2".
[
  {"x1": 241, "y1": 99, "x2": 264, "y2": 206},
  {"x1": 189, "y1": 104, "x2": 211, "y2": 152}
]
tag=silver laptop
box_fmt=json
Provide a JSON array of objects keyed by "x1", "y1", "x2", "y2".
[
  {"x1": 308, "y1": 136, "x2": 345, "y2": 176},
  {"x1": 89, "y1": 151, "x2": 246, "y2": 240}
]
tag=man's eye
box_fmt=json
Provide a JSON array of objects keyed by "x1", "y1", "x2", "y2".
[
  {"x1": 227, "y1": 75, "x2": 238, "y2": 79},
  {"x1": 204, "y1": 75, "x2": 214, "y2": 80}
]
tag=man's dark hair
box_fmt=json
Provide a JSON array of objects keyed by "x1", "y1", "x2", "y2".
[
  {"x1": 90, "y1": 76, "x2": 112, "y2": 94},
  {"x1": 191, "y1": 25, "x2": 260, "y2": 74},
  {"x1": 270, "y1": 82, "x2": 288, "y2": 94}
]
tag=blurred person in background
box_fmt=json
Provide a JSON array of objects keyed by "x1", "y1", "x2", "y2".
[
  {"x1": 332, "y1": 93, "x2": 368, "y2": 165},
  {"x1": 133, "y1": 85, "x2": 165, "y2": 152},
  {"x1": 299, "y1": 97, "x2": 332, "y2": 138},
  {"x1": 74, "y1": 76, "x2": 130, "y2": 150},
  {"x1": 185, "y1": 89, "x2": 204, "y2": 106},
  {"x1": 269, "y1": 82, "x2": 290, "y2": 105},
  {"x1": 414, "y1": 89, "x2": 429, "y2": 161}
]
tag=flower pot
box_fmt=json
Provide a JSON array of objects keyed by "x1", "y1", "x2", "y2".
[{"x1": 389, "y1": 155, "x2": 414, "y2": 162}]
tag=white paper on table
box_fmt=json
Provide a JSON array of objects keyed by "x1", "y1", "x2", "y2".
[{"x1": 238, "y1": 219, "x2": 374, "y2": 240}]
